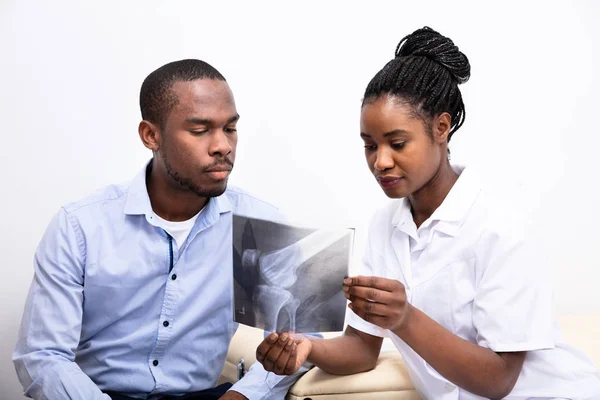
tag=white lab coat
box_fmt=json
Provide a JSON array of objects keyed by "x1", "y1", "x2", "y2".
[{"x1": 347, "y1": 166, "x2": 600, "y2": 400}]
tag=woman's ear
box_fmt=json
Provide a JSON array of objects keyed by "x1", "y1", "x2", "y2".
[
  {"x1": 433, "y1": 112, "x2": 452, "y2": 144},
  {"x1": 138, "y1": 120, "x2": 160, "y2": 151}
]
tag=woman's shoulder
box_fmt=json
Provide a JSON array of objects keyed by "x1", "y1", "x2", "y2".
[
  {"x1": 368, "y1": 199, "x2": 406, "y2": 232},
  {"x1": 466, "y1": 188, "x2": 533, "y2": 257}
]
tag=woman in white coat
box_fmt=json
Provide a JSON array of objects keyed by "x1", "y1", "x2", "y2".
[{"x1": 256, "y1": 26, "x2": 600, "y2": 399}]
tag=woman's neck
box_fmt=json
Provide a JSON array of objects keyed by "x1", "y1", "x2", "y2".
[{"x1": 408, "y1": 161, "x2": 458, "y2": 228}]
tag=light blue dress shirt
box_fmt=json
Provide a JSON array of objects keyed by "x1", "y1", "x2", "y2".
[{"x1": 13, "y1": 162, "x2": 304, "y2": 400}]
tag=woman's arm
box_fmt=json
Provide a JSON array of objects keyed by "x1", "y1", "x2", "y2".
[
  {"x1": 307, "y1": 326, "x2": 383, "y2": 375},
  {"x1": 346, "y1": 276, "x2": 524, "y2": 399},
  {"x1": 398, "y1": 304, "x2": 524, "y2": 398}
]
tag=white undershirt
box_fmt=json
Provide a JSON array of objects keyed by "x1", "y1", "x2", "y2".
[{"x1": 153, "y1": 207, "x2": 204, "y2": 249}]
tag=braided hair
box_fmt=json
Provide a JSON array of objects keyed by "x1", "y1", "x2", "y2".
[{"x1": 363, "y1": 27, "x2": 470, "y2": 141}]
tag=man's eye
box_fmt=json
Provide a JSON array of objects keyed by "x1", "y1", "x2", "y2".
[
  {"x1": 225, "y1": 127, "x2": 237, "y2": 134},
  {"x1": 190, "y1": 130, "x2": 209, "y2": 135},
  {"x1": 364, "y1": 144, "x2": 376, "y2": 151}
]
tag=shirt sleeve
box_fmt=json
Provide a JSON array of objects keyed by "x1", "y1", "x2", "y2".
[
  {"x1": 12, "y1": 208, "x2": 110, "y2": 400},
  {"x1": 228, "y1": 360, "x2": 311, "y2": 400},
  {"x1": 228, "y1": 329, "x2": 320, "y2": 399},
  {"x1": 345, "y1": 229, "x2": 388, "y2": 338},
  {"x1": 472, "y1": 225, "x2": 555, "y2": 352}
]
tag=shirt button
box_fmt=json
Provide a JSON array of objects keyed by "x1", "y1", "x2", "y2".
[
  {"x1": 163, "y1": 321, "x2": 169, "y2": 327},
  {"x1": 171, "y1": 274, "x2": 177, "y2": 280},
  {"x1": 153, "y1": 360, "x2": 159, "y2": 367}
]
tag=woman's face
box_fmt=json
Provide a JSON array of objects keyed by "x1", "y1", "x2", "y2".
[{"x1": 360, "y1": 95, "x2": 449, "y2": 199}]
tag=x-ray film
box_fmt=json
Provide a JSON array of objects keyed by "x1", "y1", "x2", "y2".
[{"x1": 232, "y1": 214, "x2": 354, "y2": 333}]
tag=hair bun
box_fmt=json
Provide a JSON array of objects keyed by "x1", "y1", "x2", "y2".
[{"x1": 395, "y1": 26, "x2": 470, "y2": 84}]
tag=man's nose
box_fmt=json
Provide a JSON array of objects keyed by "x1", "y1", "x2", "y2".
[{"x1": 209, "y1": 130, "x2": 233, "y2": 156}]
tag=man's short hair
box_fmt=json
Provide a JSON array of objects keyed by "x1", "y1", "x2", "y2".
[{"x1": 140, "y1": 59, "x2": 226, "y2": 128}]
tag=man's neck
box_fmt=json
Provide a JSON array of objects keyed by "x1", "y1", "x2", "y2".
[{"x1": 146, "y1": 162, "x2": 208, "y2": 222}]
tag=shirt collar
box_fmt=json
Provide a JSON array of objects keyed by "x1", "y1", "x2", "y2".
[
  {"x1": 428, "y1": 165, "x2": 481, "y2": 224},
  {"x1": 124, "y1": 160, "x2": 153, "y2": 216},
  {"x1": 391, "y1": 197, "x2": 413, "y2": 228},
  {"x1": 215, "y1": 190, "x2": 232, "y2": 214},
  {"x1": 124, "y1": 159, "x2": 233, "y2": 217},
  {"x1": 391, "y1": 165, "x2": 481, "y2": 234}
]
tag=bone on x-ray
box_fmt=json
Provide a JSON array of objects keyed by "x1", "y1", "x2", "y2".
[
  {"x1": 233, "y1": 215, "x2": 353, "y2": 333},
  {"x1": 242, "y1": 229, "x2": 351, "y2": 288}
]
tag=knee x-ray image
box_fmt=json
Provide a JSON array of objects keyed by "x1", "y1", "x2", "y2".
[{"x1": 232, "y1": 215, "x2": 354, "y2": 333}]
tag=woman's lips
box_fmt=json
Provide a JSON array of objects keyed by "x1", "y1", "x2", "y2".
[{"x1": 377, "y1": 176, "x2": 403, "y2": 188}]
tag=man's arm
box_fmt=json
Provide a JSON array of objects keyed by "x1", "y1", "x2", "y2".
[
  {"x1": 226, "y1": 331, "x2": 324, "y2": 400},
  {"x1": 225, "y1": 355, "x2": 311, "y2": 400},
  {"x1": 13, "y1": 208, "x2": 110, "y2": 400}
]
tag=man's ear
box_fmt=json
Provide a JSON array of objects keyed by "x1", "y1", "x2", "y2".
[
  {"x1": 138, "y1": 120, "x2": 160, "y2": 151},
  {"x1": 433, "y1": 112, "x2": 452, "y2": 144}
]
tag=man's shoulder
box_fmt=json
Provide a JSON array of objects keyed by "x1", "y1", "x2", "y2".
[
  {"x1": 223, "y1": 186, "x2": 284, "y2": 221},
  {"x1": 62, "y1": 181, "x2": 129, "y2": 216}
]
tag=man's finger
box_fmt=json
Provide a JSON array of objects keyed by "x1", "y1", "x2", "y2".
[
  {"x1": 283, "y1": 342, "x2": 299, "y2": 375},
  {"x1": 273, "y1": 337, "x2": 295, "y2": 375},
  {"x1": 261, "y1": 332, "x2": 291, "y2": 372},
  {"x1": 256, "y1": 332, "x2": 279, "y2": 364}
]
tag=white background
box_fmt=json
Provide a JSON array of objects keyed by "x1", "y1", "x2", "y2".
[{"x1": 1, "y1": 0, "x2": 598, "y2": 397}]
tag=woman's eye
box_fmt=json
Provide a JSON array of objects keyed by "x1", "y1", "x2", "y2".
[
  {"x1": 392, "y1": 142, "x2": 406, "y2": 149},
  {"x1": 364, "y1": 144, "x2": 376, "y2": 151}
]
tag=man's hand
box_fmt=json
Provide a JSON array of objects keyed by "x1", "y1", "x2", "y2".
[
  {"x1": 344, "y1": 276, "x2": 412, "y2": 333},
  {"x1": 218, "y1": 390, "x2": 247, "y2": 400},
  {"x1": 256, "y1": 332, "x2": 312, "y2": 375}
]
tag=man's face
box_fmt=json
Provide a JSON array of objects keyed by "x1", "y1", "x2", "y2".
[{"x1": 157, "y1": 79, "x2": 238, "y2": 198}]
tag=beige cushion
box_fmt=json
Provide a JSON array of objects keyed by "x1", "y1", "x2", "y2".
[
  {"x1": 286, "y1": 351, "x2": 418, "y2": 400},
  {"x1": 219, "y1": 325, "x2": 261, "y2": 385},
  {"x1": 223, "y1": 313, "x2": 600, "y2": 399},
  {"x1": 222, "y1": 325, "x2": 418, "y2": 399}
]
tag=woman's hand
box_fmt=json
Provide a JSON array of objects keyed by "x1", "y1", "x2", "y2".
[{"x1": 344, "y1": 275, "x2": 412, "y2": 334}]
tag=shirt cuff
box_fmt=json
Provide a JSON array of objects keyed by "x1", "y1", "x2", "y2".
[
  {"x1": 346, "y1": 308, "x2": 387, "y2": 338},
  {"x1": 479, "y1": 339, "x2": 555, "y2": 352},
  {"x1": 229, "y1": 360, "x2": 310, "y2": 400}
]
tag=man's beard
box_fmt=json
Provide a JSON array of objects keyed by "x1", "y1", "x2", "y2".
[{"x1": 163, "y1": 153, "x2": 231, "y2": 198}]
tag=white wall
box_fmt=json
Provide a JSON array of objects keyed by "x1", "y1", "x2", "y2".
[{"x1": 1, "y1": 0, "x2": 598, "y2": 397}]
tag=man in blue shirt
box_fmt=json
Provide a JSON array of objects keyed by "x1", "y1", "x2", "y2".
[{"x1": 13, "y1": 59, "x2": 305, "y2": 400}]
